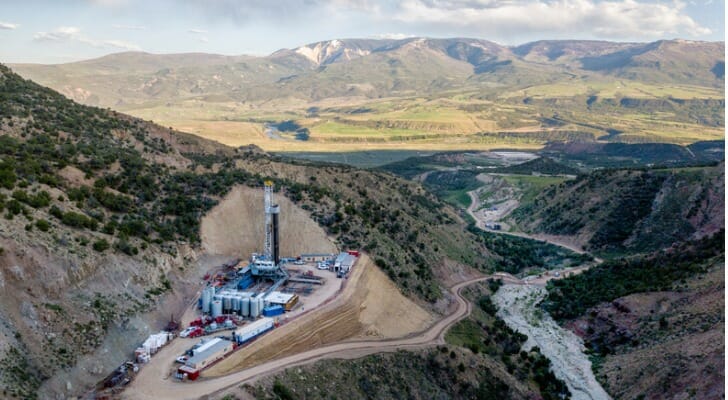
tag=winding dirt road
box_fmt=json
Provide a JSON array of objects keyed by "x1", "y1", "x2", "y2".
[
  {"x1": 122, "y1": 273, "x2": 522, "y2": 400},
  {"x1": 466, "y1": 187, "x2": 602, "y2": 260},
  {"x1": 467, "y1": 184, "x2": 609, "y2": 399},
  {"x1": 124, "y1": 183, "x2": 603, "y2": 400}
]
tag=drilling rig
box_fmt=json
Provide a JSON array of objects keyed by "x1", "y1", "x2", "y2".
[{"x1": 251, "y1": 181, "x2": 287, "y2": 288}]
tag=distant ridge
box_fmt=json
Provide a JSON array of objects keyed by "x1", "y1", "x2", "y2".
[{"x1": 10, "y1": 37, "x2": 723, "y2": 106}]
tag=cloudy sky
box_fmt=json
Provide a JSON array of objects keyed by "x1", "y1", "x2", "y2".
[{"x1": 0, "y1": 0, "x2": 723, "y2": 63}]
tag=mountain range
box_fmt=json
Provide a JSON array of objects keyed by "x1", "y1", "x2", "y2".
[
  {"x1": 10, "y1": 38, "x2": 724, "y2": 107},
  {"x1": 6, "y1": 37, "x2": 724, "y2": 153}
]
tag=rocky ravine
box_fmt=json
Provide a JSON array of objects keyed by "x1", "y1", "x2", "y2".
[{"x1": 493, "y1": 284, "x2": 611, "y2": 400}]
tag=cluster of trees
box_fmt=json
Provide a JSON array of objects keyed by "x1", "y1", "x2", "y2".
[
  {"x1": 469, "y1": 225, "x2": 592, "y2": 274},
  {"x1": 493, "y1": 156, "x2": 580, "y2": 175},
  {"x1": 543, "y1": 230, "x2": 724, "y2": 321},
  {"x1": 587, "y1": 172, "x2": 665, "y2": 251},
  {"x1": 512, "y1": 167, "x2": 709, "y2": 254},
  {"x1": 447, "y1": 283, "x2": 571, "y2": 400},
  {"x1": 423, "y1": 169, "x2": 482, "y2": 198}
]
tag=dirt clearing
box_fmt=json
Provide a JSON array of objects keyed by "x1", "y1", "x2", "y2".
[
  {"x1": 205, "y1": 255, "x2": 433, "y2": 376},
  {"x1": 200, "y1": 185, "x2": 337, "y2": 258}
]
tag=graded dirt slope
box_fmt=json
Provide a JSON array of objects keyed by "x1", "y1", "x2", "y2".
[
  {"x1": 200, "y1": 185, "x2": 337, "y2": 258},
  {"x1": 206, "y1": 255, "x2": 434, "y2": 376}
]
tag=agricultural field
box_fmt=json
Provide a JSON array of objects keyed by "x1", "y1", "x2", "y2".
[
  {"x1": 82, "y1": 85, "x2": 726, "y2": 153},
  {"x1": 501, "y1": 80, "x2": 724, "y2": 100}
]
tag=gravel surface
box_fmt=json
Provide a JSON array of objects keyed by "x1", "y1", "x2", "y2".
[{"x1": 493, "y1": 284, "x2": 611, "y2": 400}]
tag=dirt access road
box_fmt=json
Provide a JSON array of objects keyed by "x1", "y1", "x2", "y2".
[
  {"x1": 125, "y1": 182, "x2": 602, "y2": 400},
  {"x1": 467, "y1": 188, "x2": 601, "y2": 261},
  {"x1": 467, "y1": 183, "x2": 610, "y2": 399},
  {"x1": 122, "y1": 272, "x2": 522, "y2": 400}
]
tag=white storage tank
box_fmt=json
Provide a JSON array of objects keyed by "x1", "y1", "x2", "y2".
[
  {"x1": 258, "y1": 297, "x2": 265, "y2": 314},
  {"x1": 211, "y1": 300, "x2": 223, "y2": 318},
  {"x1": 201, "y1": 288, "x2": 212, "y2": 314},
  {"x1": 250, "y1": 297, "x2": 260, "y2": 318},
  {"x1": 223, "y1": 296, "x2": 232, "y2": 312},
  {"x1": 232, "y1": 297, "x2": 240, "y2": 313},
  {"x1": 241, "y1": 298, "x2": 250, "y2": 317}
]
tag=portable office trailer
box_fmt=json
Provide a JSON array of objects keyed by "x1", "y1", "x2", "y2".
[{"x1": 232, "y1": 317, "x2": 274, "y2": 345}]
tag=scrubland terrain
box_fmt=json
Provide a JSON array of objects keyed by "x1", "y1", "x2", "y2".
[
  {"x1": 0, "y1": 64, "x2": 494, "y2": 398},
  {"x1": 0, "y1": 35, "x2": 723, "y2": 400}
]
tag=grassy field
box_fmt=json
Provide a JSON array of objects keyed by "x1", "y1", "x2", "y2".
[
  {"x1": 501, "y1": 175, "x2": 570, "y2": 204},
  {"x1": 444, "y1": 189, "x2": 473, "y2": 209},
  {"x1": 501, "y1": 80, "x2": 725, "y2": 99},
  {"x1": 116, "y1": 79, "x2": 723, "y2": 152}
]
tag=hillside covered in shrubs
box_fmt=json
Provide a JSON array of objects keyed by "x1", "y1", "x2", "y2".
[
  {"x1": 0, "y1": 64, "x2": 495, "y2": 398},
  {"x1": 511, "y1": 165, "x2": 724, "y2": 255}
]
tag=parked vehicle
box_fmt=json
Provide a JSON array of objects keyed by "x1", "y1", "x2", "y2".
[{"x1": 180, "y1": 326, "x2": 203, "y2": 338}]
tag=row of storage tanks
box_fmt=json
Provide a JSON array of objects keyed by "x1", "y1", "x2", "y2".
[{"x1": 201, "y1": 287, "x2": 267, "y2": 318}]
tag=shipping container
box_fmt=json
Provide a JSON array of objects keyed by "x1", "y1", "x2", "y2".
[
  {"x1": 262, "y1": 305, "x2": 284, "y2": 317},
  {"x1": 238, "y1": 274, "x2": 254, "y2": 290},
  {"x1": 178, "y1": 365, "x2": 200, "y2": 381}
]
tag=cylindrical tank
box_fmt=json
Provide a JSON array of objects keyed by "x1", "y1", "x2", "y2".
[
  {"x1": 223, "y1": 296, "x2": 232, "y2": 312},
  {"x1": 232, "y1": 297, "x2": 240, "y2": 312},
  {"x1": 201, "y1": 288, "x2": 212, "y2": 314},
  {"x1": 241, "y1": 298, "x2": 250, "y2": 317},
  {"x1": 211, "y1": 300, "x2": 223, "y2": 318},
  {"x1": 258, "y1": 297, "x2": 265, "y2": 314},
  {"x1": 250, "y1": 297, "x2": 260, "y2": 318}
]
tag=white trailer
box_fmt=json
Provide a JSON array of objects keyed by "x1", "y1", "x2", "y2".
[{"x1": 233, "y1": 317, "x2": 274, "y2": 344}]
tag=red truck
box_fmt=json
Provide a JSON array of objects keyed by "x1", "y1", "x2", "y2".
[{"x1": 180, "y1": 326, "x2": 204, "y2": 338}]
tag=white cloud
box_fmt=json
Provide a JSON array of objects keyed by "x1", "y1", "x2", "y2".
[
  {"x1": 170, "y1": 0, "x2": 713, "y2": 42},
  {"x1": 188, "y1": 28, "x2": 208, "y2": 34},
  {"x1": 199, "y1": 36, "x2": 210, "y2": 43},
  {"x1": 112, "y1": 24, "x2": 147, "y2": 30},
  {"x1": 0, "y1": 22, "x2": 19, "y2": 30},
  {"x1": 34, "y1": 26, "x2": 141, "y2": 50},
  {"x1": 34, "y1": 26, "x2": 82, "y2": 41},
  {"x1": 388, "y1": 0, "x2": 711, "y2": 40}
]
